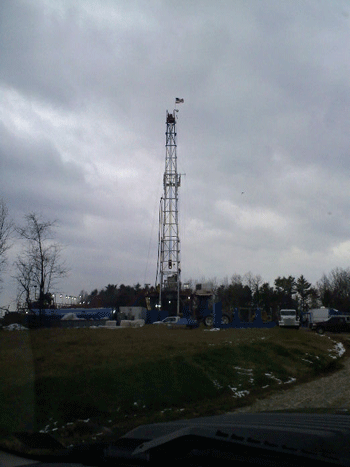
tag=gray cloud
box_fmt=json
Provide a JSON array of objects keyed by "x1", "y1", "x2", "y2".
[{"x1": 1, "y1": 0, "x2": 350, "y2": 308}]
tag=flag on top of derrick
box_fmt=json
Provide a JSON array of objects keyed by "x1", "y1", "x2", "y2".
[{"x1": 175, "y1": 98, "x2": 184, "y2": 103}]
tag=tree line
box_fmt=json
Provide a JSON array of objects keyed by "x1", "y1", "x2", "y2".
[
  {"x1": 77, "y1": 283, "x2": 148, "y2": 309},
  {"x1": 2, "y1": 199, "x2": 350, "y2": 314},
  {"x1": 77, "y1": 270, "x2": 350, "y2": 316}
]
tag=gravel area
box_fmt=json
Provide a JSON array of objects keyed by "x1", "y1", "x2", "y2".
[{"x1": 233, "y1": 336, "x2": 350, "y2": 413}]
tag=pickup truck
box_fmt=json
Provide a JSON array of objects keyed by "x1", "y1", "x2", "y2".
[
  {"x1": 152, "y1": 316, "x2": 182, "y2": 325},
  {"x1": 152, "y1": 316, "x2": 198, "y2": 328},
  {"x1": 312, "y1": 315, "x2": 350, "y2": 334}
]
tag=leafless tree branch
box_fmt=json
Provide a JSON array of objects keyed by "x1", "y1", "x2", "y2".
[
  {"x1": 0, "y1": 199, "x2": 13, "y2": 288},
  {"x1": 14, "y1": 213, "x2": 68, "y2": 311}
]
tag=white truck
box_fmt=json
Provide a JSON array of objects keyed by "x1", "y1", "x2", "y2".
[
  {"x1": 152, "y1": 316, "x2": 182, "y2": 325},
  {"x1": 308, "y1": 307, "x2": 339, "y2": 327},
  {"x1": 278, "y1": 309, "x2": 300, "y2": 329}
]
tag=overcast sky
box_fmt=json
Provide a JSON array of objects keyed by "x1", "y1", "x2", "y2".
[{"x1": 1, "y1": 0, "x2": 350, "y2": 309}]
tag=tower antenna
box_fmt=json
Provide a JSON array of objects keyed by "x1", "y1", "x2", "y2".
[{"x1": 156, "y1": 99, "x2": 184, "y2": 315}]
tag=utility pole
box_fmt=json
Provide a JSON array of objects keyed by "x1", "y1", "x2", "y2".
[{"x1": 157, "y1": 99, "x2": 184, "y2": 315}]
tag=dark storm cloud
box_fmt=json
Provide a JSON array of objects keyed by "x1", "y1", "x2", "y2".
[{"x1": 0, "y1": 122, "x2": 89, "y2": 221}]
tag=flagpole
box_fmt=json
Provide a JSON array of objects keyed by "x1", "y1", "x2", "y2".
[{"x1": 174, "y1": 98, "x2": 184, "y2": 118}]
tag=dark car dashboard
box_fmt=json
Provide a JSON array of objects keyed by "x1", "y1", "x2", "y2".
[{"x1": 2, "y1": 412, "x2": 350, "y2": 467}]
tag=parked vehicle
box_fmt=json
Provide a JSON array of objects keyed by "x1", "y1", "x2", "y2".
[
  {"x1": 202, "y1": 312, "x2": 231, "y2": 327},
  {"x1": 313, "y1": 315, "x2": 350, "y2": 334},
  {"x1": 308, "y1": 307, "x2": 340, "y2": 327},
  {"x1": 278, "y1": 309, "x2": 300, "y2": 329},
  {"x1": 152, "y1": 316, "x2": 182, "y2": 325},
  {"x1": 152, "y1": 315, "x2": 199, "y2": 329}
]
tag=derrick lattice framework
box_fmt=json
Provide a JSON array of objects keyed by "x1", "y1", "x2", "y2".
[{"x1": 157, "y1": 110, "x2": 181, "y2": 313}]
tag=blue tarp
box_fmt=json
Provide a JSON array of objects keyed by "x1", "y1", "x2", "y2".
[{"x1": 30, "y1": 308, "x2": 113, "y2": 320}]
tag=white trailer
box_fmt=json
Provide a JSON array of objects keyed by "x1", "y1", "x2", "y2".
[{"x1": 308, "y1": 308, "x2": 339, "y2": 326}]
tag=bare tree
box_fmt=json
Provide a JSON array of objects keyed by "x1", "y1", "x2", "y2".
[
  {"x1": 243, "y1": 271, "x2": 263, "y2": 306},
  {"x1": 0, "y1": 199, "x2": 13, "y2": 290},
  {"x1": 231, "y1": 273, "x2": 243, "y2": 285},
  {"x1": 243, "y1": 271, "x2": 262, "y2": 289},
  {"x1": 15, "y1": 213, "x2": 67, "y2": 312},
  {"x1": 317, "y1": 267, "x2": 350, "y2": 310},
  {"x1": 14, "y1": 257, "x2": 34, "y2": 310}
]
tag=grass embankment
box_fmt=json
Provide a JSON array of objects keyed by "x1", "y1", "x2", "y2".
[{"x1": 0, "y1": 325, "x2": 347, "y2": 448}]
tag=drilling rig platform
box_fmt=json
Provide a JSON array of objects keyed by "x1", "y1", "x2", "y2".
[{"x1": 155, "y1": 102, "x2": 183, "y2": 315}]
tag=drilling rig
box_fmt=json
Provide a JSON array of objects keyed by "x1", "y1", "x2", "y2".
[{"x1": 156, "y1": 99, "x2": 184, "y2": 316}]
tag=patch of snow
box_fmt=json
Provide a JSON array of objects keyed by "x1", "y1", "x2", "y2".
[
  {"x1": 265, "y1": 373, "x2": 282, "y2": 384},
  {"x1": 212, "y1": 380, "x2": 223, "y2": 389},
  {"x1": 40, "y1": 424, "x2": 51, "y2": 433},
  {"x1": 301, "y1": 358, "x2": 314, "y2": 364},
  {"x1": 264, "y1": 373, "x2": 296, "y2": 385},
  {"x1": 284, "y1": 377, "x2": 296, "y2": 384},
  {"x1": 233, "y1": 366, "x2": 253, "y2": 373},
  {"x1": 228, "y1": 386, "x2": 250, "y2": 398},
  {"x1": 3, "y1": 323, "x2": 28, "y2": 331},
  {"x1": 329, "y1": 341, "x2": 346, "y2": 359},
  {"x1": 61, "y1": 312, "x2": 82, "y2": 320}
]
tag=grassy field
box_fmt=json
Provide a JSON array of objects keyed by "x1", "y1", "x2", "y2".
[{"x1": 0, "y1": 324, "x2": 347, "y2": 448}]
